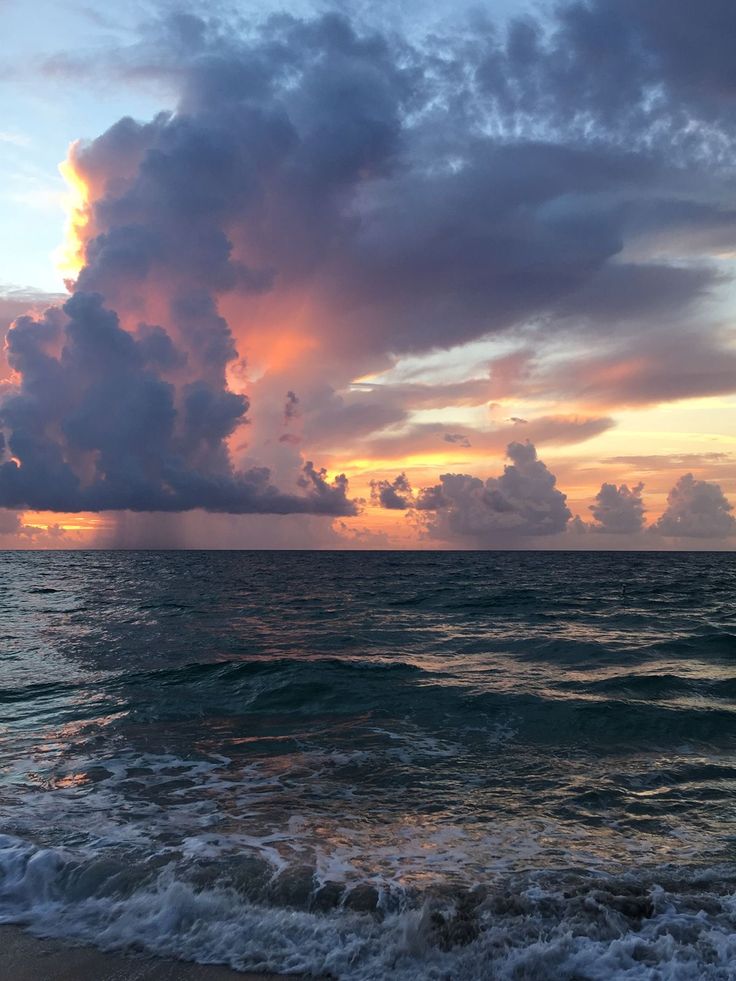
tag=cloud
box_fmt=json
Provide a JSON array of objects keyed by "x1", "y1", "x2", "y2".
[
  {"x1": 348, "y1": 379, "x2": 492, "y2": 411},
  {"x1": 444, "y1": 433, "x2": 471, "y2": 448},
  {"x1": 589, "y1": 481, "x2": 646, "y2": 534},
  {"x1": 476, "y1": 0, "x2": 736, "y2": 157},
  {"x1": 416, "y1": 441, "x2": 571, "y2": 544},
  {"x1": 561, "y1": 0, "x2": 736, "y2": 133},
  {"x1": 0, "y1": 293, "x2": 355, "y2": 515},
  {"x1": 0, "y1": 287, "x2": 67, "y2": 382},
  {"x1": 552, "y1": 262, "x2": 716, "y2": 326},
  {"x1": 48, "y1": 6, "x2": 736, "y2": 369},
  {"x1": 284, "y1": 390, "x2": 300, "y2": 423},
  {"x1": 652, "y1": 474, "x2": 736, "y2": 538},
  {"x1": 603, "y1": 453, "x2": 732, "y2": 471},
  {"x1": 0, "y1": 509, "x2": 21, "y2": 535},
  {"x1": 0, "y1": 131, "x2": 30, "y2": 147},
  {"x1": 568, "y1": 515, "x2": 590, "y2": 536},
  {"x1": 360, "y1": 414, "x2": 614, "y2": 462},
  {"x1": 0, "y1": 508, "x2": 70, "y2": 546},
  {"x1": 297, "y1": 384, "x2": 408, "y2": 453},
  {"x1": 370, "y1": 472, "x2": 413, "y2": 510},
  {"x1": 4, "y1": 2, "x2": 736, "y2": 529},
  {"x1": 489, "y1": 333, "x2": 736, "y2": 410},
  {"x1": 293, "y1": 378, "x2": 495, "y2": 458}
]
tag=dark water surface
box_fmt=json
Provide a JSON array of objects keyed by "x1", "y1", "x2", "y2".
[{"x1": 1, "y1": 551, "x2": 735, "y2": 978}]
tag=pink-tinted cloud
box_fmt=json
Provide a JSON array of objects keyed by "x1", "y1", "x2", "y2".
[
  {"x1": 358, "y1": 415, "x2": 614, "y2": 462},
  {"x1": 652, "y1": 474, "x2": 736, "y2": 539},
  {"x1": 489, "y1": 334, "x2": 736, "y2": 410},
  {"x1": 414, "y1": 442, "x2": 571, "y2": 544}
]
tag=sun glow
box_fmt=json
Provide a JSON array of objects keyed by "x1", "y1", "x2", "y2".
[{"x1": 55, "y1": 145, "x2": 90, "y2": 287}]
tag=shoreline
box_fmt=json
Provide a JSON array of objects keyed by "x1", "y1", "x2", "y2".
[{"x1": 0, "y1": 926, "x2": 296, "y2": 981}]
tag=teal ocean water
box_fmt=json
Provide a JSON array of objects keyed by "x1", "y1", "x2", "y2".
[{"x1": 1, "y1": 551, "x2": 735, "y2": 979}]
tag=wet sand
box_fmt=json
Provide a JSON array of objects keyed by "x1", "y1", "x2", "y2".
[{"x1": 0, "y1": 926, "x2": 294, "y2": 981}]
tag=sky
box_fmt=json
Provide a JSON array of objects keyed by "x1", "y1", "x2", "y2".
[{"x1": 1, "y1": 0, "x2": 735, "y2": 549}]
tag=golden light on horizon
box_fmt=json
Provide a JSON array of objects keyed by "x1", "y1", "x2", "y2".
[
  {"x1": 341, "y1": 451, "x2": 482, "y2": 473},
  {"x1": 23, "y1": 511, "x2": 110, "y2": 534}
]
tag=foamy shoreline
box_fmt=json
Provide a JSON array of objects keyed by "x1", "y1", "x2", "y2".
[{"x1": 0, "y1": 926, "x2": 295, "y2": 981}]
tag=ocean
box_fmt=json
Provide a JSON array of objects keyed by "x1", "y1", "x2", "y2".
[{"x1": 0, "y1": 550, "x2": 735, "y2": 979}]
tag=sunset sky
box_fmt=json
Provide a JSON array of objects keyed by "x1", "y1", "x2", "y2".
[{"x1": 1, "y1": 0, "x2": 736, "y2": 548}]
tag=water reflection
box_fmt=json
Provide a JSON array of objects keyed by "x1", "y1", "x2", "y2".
[{"x1": 1, "y1": 550, "x2": 734, "y2": 896}]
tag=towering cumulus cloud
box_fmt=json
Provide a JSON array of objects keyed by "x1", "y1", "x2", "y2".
[
  {"x1": 0, "y1": 292, "x2": 354, "y2": 514},
  {"x1": 0, "y1": 15, "x2": 383, "y2": 515},
  {"x1": 653, "y1": 475, "x2": 736, "y2": 539},
  {"x1": 417, "y1": 442, "x2": 571, "y2": 544},
  {"x1": 589, "y1": 482, "x2": 646, "y2": 534}
]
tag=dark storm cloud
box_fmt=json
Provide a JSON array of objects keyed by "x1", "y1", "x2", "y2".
[
  {"x1": 53, "y1": 7, "x2": 736, "y2": 356},
  {"x1": 416, "y1": 441, "x2": 571, "y2": 542},
  {"x1": 0, "y1": 287, "x2": 66, "y2": 381},
  {"x1": 652, "y1": 474, "x2": 736, "y2": 539},
  {"x1": 561, "y1": 0, "x2": 736, "y2": 129},
  {"x1": 73, "y1": 112, "x2": 279, "y2": 310},
  {"x1": 589, "y1": 481, "x2": 646, "y2": 534},
  {"x1": 0, "y1": 294, "x2": 355, "y2": 514},
  {"x1": 476, "y1": 0, "x2": 736, "y2": 154}
]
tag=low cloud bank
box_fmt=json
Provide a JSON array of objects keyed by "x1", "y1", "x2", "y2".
[
  {"x1": 372, "y1": 443, "x2": 736, "y2": 546},
  {"x1": 414, "y1": 442, "x2": 571, "y2": 544}
]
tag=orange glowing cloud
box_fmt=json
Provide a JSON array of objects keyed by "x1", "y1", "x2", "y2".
[
  {"x1": 55, "y1": 145, "x2": 91, "y2": 287},
  {"x1": 220, "y1": 290, "x2": 321, "y2": 381}
]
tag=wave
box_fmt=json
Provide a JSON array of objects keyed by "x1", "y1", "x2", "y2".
[
  {"x1": 562, "y1": 673, "x2": 736, "y2": 700},
  {"x1": 4, "y1": 652, "x2": 736, "y2": 750},
  {"x1": 644, "y1": 632, "x2": 736, "y2": 660},
  {"x1": 1, "y1": 835, "x2": 735, "y2": 980},
  {"x1": 117, "y1": 659, "x2": 736, "y2": 750}
]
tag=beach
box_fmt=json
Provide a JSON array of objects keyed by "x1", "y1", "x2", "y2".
[{"x1": 0, "y1": 926, "x2": 287, "y2": 981}]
